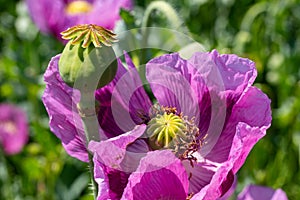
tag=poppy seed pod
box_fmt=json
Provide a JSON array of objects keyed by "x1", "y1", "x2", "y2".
[{"x1": 58, "y1": 24, "x2": 118, "y2": 91}]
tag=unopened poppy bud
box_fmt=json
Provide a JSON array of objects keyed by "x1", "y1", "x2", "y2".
[{"x1": 58, "y1": 24, "x2": 118, "y2": 91}]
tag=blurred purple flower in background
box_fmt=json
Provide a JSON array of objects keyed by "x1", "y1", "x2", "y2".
[
  {"x1": 0, "y1": 103, "x2": 29, "y2": 155},
  {"x1": 237, "y1": 185, "x2": 288, "y2": 200},
  {"x1": 217, "y1": 177, "x2": 288, "y2": 200},
  {"x1": 26, "y1": 0, "x2": 132, "y2": 40},
  {"x1": 42, "y1": 48, "x2": 271, "y2": 199}
]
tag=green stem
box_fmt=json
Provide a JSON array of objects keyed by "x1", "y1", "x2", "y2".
[
  {"x1": 0, "y1": 149, "x2": 13, "y2": 199},
  {"x1": 141, "y1": 1, "x2": 183, "y2": 31},
  {"x1": 141, "y1": 1, "x2": 184, "y2": 63},
  {"x1": 78, "y1": 91, "x2": 100, "y2": 199},
  {"x1": 240, "y1": 1, "x2": 269, "y2": 31},
  {"x1": 87, "y1": 150, "x2": 98, "y2": 198}
]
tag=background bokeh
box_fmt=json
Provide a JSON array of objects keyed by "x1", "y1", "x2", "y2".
[{"x1": 0, "y1": 0, "x2": 299, "y2": 199}]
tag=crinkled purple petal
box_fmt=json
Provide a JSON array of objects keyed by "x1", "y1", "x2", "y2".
[
  {"x1": 146, "y1": 53, "x2": 200, "y2": 122},
  {"x1": 185, "y1": 160, "x2": 235, "y2": 199},
  {"x1": 0, "y1": 104, "x2": 29, "y2": 155},
  {"x1": 237, "y1": 185, "x2": 288, "y2": 200},
  {"x1": 231, "y1": 123, "x2": 269, "y2": 173},
  {"x1": 89, "y1": 125, "x2": 147, "y2": 172},
  {"x1": 95, "y1": 59, "x2": 129, "y2": 137},
  {"x1": 26, "y1": 0, "x2": 132, "y2": 40},
  {"x1": 191, "y1": 120, "x2": 267, "y2": 199},
  {"x1": 218, "y1": 175, "x2": 237, "y2": 200},
  {"x1": 96, "y1": 53, "x2": 151, "y2": 138},
  {"x1": 89, "y1": 125, "x2": 147, "y2": 199},
  {"x1": 187, "y1": 50, "x2": 257, "y2": 134},
  {"x1": 190, "y1": 170, "x2": 234, "y2": 200},
  {"x1": 204, "y1": 87, "x2": 271, "y2": 163},
  {"x1": 189, "y1": 50, "x2": 257, "y2": 101},
  {"x1": 182, "y1": 161, "x2": 216, "y2": 194},
  {"x1": 42, "y1": 55, "x2": 89, "y2": 162},
  {"x1": 121, "y1": 150, "x2": 189, "y2": 200},
  {"x1": 93, "y1": 158, "x2": 130, "y2": 200}
]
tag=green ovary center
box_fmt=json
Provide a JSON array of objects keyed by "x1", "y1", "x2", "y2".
[
  {"x1": 147, "y1": 112, "x2": 186, "y2": 149},
  {"x1": 66, "y1": 1, "x2": 93, "y2": 15}
]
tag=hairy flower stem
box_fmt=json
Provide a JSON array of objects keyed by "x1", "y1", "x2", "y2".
[
  {"x1": 141, "y1": 1, "x2": 186, "y2": 63},
  {"x1": 0, "y1": 149, "x2": 13, "y2": 199},
  {"x1": 59, "y1": 24, "x2": 118, "y2": 199},
  {"x1": 78, "y1": 91, "x2": 100, "y2": 199},
  {"x1": 141, "y1": 1, "x2": 183, "y2": 30}
]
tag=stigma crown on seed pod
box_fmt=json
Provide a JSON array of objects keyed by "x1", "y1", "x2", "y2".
[
  {"x1": 58, "y1": 24, "x2": 118, "y2": 90},
  {"x1": 145, "y1": 104, "x2": 205, "y2": 167},
  {"x1": 61, "y1": 24, "x2": 118, "y2": 48}
]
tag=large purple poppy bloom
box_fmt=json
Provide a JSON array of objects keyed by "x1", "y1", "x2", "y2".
[
  {"x1": 237, "y1": 185, "x2": 288, "y2": 200},
  {"x1": 87, "y1": 51, "x2": 271, "y2": 199},
  {"x1": 26, "y1": 0, "x2": 132, "y2": 40},
  {"x1": 0, "y1": 103, "x2": 29, "y2": 155},
  {"x1": 42, "y1": 50, "x2": 271, "y2": 199}
]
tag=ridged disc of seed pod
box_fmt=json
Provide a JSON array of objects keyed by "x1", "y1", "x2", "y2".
[{"x1": 61, "y1": 24, "x2": 118, "y2": 48}]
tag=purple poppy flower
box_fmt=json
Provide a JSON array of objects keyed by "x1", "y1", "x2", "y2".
[
  {"x1": 0, "y1": 103, "x2": 29, "y2": 155},
  {"x1": 42, "y1": 50, "x2": 271, "y2": 199},
  {"x1": 87, "y1": 50, "x2": 271, "y2": 199},
  {"x1": 26, "y1": 0, "x2": 132, "y2": 40},
  {"x1": 237, "y1": 185, "x2": 288, "y2": 200}
]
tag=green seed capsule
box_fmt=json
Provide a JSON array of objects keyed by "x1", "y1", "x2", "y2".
[{"x1": 58, "y1": 24, "x2": 118, "y2": 91}]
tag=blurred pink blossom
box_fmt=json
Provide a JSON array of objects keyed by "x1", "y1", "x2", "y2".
[
  {"x1": 0, "y1": 103, "x2": 29, "y2": 155},
  {"x1": 26, "y1": 0, "x2": 132, "y2": 40}
]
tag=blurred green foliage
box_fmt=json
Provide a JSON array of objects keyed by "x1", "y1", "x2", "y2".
[{"x1": 0, "y1": 0, "x2": 299, "y2": 199}]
